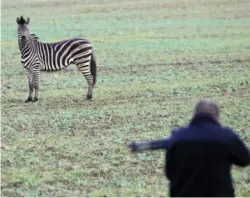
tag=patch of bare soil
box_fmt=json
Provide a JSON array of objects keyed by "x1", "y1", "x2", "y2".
[
  {"x1": 120, "y1": 0, "x2": 244, "y2": 12},
  {"x1": 170, "y1": 58, "x2": 250, "y2": 67},
  {"x1": 3, "y1": 0, "x2": 80, "y2": 9}
]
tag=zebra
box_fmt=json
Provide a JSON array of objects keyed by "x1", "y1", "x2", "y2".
[{"x1": 16, "y1": 16, "x2": 97, "y2": 103}]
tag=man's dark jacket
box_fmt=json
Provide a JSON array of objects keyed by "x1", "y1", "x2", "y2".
[{"x1": 165, "y1": 113, "x2": 250, "y2": 197}]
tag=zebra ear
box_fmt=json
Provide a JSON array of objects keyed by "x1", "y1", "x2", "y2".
[
  {"x1": 26, "y1": 17, "x2": 30, "y2": 25},
  {"x1": 16, "y1": 17, "x2": 20, "y2": 24}
]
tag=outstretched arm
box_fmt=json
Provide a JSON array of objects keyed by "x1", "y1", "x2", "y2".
[{"x1": 128, "y1": 138, "x2": 170, "y2": 152}]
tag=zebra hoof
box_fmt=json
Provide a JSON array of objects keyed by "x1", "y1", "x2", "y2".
[
  {"x1": 25, "y1": 97, "x2": 32, "y2": 103},
  {"x1": 86, "y1": 95, "x2": 92, "y2": 100},
  {"x1": 32, "y1": 97, "x2": 38, "y2": 102}
]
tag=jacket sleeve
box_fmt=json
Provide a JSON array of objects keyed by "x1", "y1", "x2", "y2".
[
  {"x1": 136, "y1": 138, "x2": 170, "y2": 151},
  {"x1": 142, "y1": 129, "x2": 179, "y2": 151},
  {"x1": 128, "y1": 129, "x2": 178, "y2": 152},
  {"x1": 128, "y1": 137, "x2": 171, "y2": 152},
  {"x1": 228, "y1": 130, "x2": 250, "y2": 167},
  {"x1": 146, "y1": 138, "x2": 170, "y2": 150}
]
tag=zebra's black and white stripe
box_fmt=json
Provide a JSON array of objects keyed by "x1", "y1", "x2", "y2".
[{"x1": 16, "y1": 16, "x2": 97, "y2": 102}]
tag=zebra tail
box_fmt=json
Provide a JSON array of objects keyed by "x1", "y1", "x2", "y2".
[{"x1": 91, "y1": 52, "x2": 97, "y2": 87}]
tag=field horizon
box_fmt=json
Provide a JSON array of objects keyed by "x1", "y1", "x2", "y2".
[{"x1": 1, "y1": 0, "x2": 250, "y2": 197}]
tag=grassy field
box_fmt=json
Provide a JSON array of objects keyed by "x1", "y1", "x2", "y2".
[{"x1": 1, "y1": 0, "x2": 250, "y2": 196}]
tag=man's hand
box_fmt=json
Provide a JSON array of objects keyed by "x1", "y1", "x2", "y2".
[{"x1": 128, "y1": 141, "x2": 139, "y2": 152}]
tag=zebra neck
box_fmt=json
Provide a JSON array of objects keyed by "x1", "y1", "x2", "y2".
[
  {"x1": 20, "y1": 42, "x2": 39, "y2": 68},
  {"x1": 21, "y1": 40, "x2": 38, "y2": 53}
]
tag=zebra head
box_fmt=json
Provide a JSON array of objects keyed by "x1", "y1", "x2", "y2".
[{"x1": 16, "y1": 16, "x2": 31, "y2": 51}]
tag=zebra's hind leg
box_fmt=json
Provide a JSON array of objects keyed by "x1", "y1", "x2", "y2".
[
  {"x1": 25, "y1": 70, "x2": 33, "y2": 103},
  {"x1": 76, "y1": 61, "x2": 94, "y2": 100},
  {"x1": 85, "y1": 74, "x2": 94, "y2": 100}
]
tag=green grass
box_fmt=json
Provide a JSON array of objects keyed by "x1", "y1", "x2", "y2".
[{"x1": 1, "y1": 0, "x2": 250, "y2": 196}]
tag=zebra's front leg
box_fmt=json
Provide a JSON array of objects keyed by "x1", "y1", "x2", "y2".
[
  {"x1": 32, "y1": 69, "x2": 40, "y2": 102},
  {"x1": 25, "y1": 70, "x2": 33, "y2": 103}
]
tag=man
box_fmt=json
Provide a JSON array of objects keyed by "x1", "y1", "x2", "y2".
[{"x1": 128, "y1": 99, "x2": 250, "y2": 197}]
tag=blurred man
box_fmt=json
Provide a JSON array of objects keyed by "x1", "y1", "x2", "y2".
[{"x1": 128, "y1": 99, "x2": 250, "y2": 197}]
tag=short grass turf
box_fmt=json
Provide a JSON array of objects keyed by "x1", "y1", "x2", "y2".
[{"x1": 1, "y1": 0, "x2": 250, "y2": 196}]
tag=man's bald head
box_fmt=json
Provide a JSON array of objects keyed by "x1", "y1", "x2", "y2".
[{"x1": 193, "y1": 99, "x2": 220, "y2": 119}]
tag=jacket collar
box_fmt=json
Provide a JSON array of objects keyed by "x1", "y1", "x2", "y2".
[{"x1": 189, "y1": 113, "x2": 220, "y2": 126}]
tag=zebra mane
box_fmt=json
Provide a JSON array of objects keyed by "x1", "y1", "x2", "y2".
[
  {"x1": 30, "y1": 32, "x2": 39, "y2": 40},
  {"x1": 19, "y1": 16, "x2": 26, "y2": 24}
]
